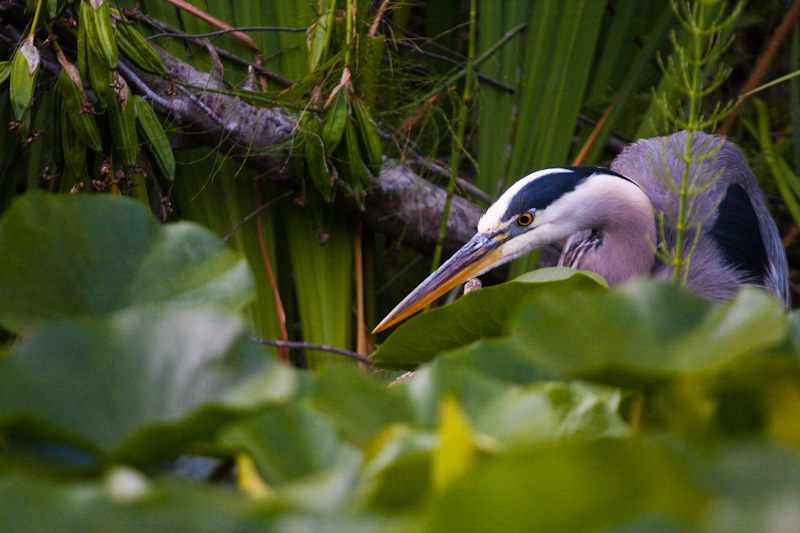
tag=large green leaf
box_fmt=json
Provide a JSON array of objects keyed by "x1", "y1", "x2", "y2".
[
  {"x1": 0, "y1": 306, "x2": 273, "y2": 462},
  {"x1": 371, "y1": 268, "x2": 606, "y2": 367},
  {"x1": 699, "y1": 443, "x2": 800, "y2": 532},
  {"x1": 220, "y1": 403, "x2": 346, "y2": 487},
  {"x1": 473, "y1": 381, "x2": 629, "y2": 447},
  {"x1": 436, "y1": 336, "x2": 555, "y2": 385},
  {"x1": 0, "y1": 472, "x2": 270, "y2": 532},
  {"x1": 0, "y1": 192, "x2": 254, "y2": 334},
  {"x1": 425, "y1": 439, "x2": 705, "y2": 532},
  {"x1": 360, "y1": 424, "x2": 437, "y2": 512},
  {"x1": 308, "y1": 362, "x2": 413, "y2": 447},
  {"x1": 508, "y1": 280, "x2": 788, "y2": 389}
]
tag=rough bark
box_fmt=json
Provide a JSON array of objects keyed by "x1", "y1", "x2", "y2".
[{"x1": 119, "y1": 53, "x2": 484, "y2": 260}]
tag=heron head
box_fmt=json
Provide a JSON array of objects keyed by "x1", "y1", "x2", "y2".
[{"x1": 373, "y1": 167, "x2": 634, "y2": 333}]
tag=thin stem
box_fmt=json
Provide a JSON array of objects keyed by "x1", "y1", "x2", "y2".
[
  {"x1": 249, "y1": 337, "x2": 373, "y2": 365},
  {"x1": 344, "y1": 0, "x2": 353, "y2": 68},
  {"x1": 673, "y1": 0, "x2": 703, "y2": 284},
  {"x1": 430, "y1": 0, "x2": 477, "y2": 273},
  {"x1": 394, "y1": 23, "x2": 525, "y2": 117},
  {"x1": 30, "y1": 0, "x2": 43, "y2": 36},
  {"x1": 148, "y1": 26, "x2": 307, "y2": 40},
  {"x1": 221, "y1": 190, "x2": 292, "y2": 243}
]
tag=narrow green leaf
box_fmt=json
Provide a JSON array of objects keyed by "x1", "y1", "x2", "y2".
[{"x1": 284, "y1": 206, "x2": 353, "y2": 366}]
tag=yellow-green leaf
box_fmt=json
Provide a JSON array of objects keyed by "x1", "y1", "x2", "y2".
[{"x1": 433, "y1": 394, "x2": 477, "y2": 493}]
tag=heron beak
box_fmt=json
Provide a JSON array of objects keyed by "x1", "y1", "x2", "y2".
[{"x1": 372, "y1": 233, "x2": 506, "y2": 333}]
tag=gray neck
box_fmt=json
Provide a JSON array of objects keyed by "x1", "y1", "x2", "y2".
[{"x1": 560, "y1": 180, "x2": 657, "y2": 286}]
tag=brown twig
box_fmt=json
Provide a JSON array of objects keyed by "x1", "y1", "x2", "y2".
[
  {"x1": 255, "y1": 179, "x2": 290, "y2": 365},
  {"x1": 162, "y1": 0, "x2": 261, "y2": 53},
  {"x1": 572, "y1": 103, "x2": 613, "y2": 166},
  {"x1": 221, "y1": 190, "x2": 292, "y2": 243},
  {"x1": 249, "y1": 337, "x2": 373, "y2": 365},
  {"x1": 354, "y1": 222, "x2": 373, "y2": 365}
]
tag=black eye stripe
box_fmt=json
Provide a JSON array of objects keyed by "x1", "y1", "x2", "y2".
[{"x1": 501, "y1": 167, "x2": 638, "y2": 223}]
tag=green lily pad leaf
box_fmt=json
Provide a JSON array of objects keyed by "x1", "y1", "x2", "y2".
[
  {"x1": 474, "y1": 381, "x2": 629, "y2": 447},
  {"x1": 371, "y1": 268, "x2": 606, "y2": 368},
  {"x1": 426, "y1": 439, "x2": 706, "y2": 532},
  {"x1": 438, "y1": 336, "x2": 556, "y2": 385},
  {"x1": 508, "y1": 279, "x2": 788, "y2": 389},
  {"x1": 699, "y1": 442, "x2": 800, "y2": 532},
  {"x1": 219, "y1": 404, "x2": 345, "y2": 487},
  {"x1": 0, "y1": 473, "x2": 272, "y2": 532},
  {"x1": 274, "y1": 445, "x2": 364, "y2": 513},
  {"x1": 307, "y1": 362, "x2": 412, "y2": 447},
  {"x1": 0, "y1": 192, "x2": 254, "y2": 334},
  {"x1": 399, "y1": 358, "x2": 511, "y2": 427},
  {"x1": 361, "y1": 424, "x2": 437, "y2": 512},
  {"x1": 0, "y1": 305, "x2": 270, "y2": 463}
]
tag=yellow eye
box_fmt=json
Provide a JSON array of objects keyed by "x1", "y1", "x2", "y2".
[{"x1": 517, "y1": 213, "x2": 534, "y2": 226}]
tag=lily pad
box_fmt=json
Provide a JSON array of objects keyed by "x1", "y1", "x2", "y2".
[
  {"x1": 0, "y1": 192, "x2": 253, "y2": 334},
  {"x1": 0, "y1": 305, "x2": 272, "y2": 463},
  {"x1": 371, "y1": 268, "x2": 606, "y2": 367},
  {"x1": 508, "y1": 280, "x2": 788, "y2": 389}
]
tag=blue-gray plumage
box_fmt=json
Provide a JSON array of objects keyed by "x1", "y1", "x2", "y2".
[
  {"x1": 373, "y1": 131, "x2": 790, "y2": 332},
  {"x1": 603, "y1": 131, "x2": 788, "y2": 305}
]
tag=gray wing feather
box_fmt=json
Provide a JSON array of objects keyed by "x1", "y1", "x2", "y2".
[{"x1": 608, "y1": 131, "x2": 789, "y2": 306}]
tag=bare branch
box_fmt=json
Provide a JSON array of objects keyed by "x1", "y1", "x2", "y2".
[{"x1": 249, "y1": 337, "x2": 374, "y2": 366}]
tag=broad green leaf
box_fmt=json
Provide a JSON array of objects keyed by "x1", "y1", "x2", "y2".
[
  {"x1": 474, "y1": 381, "x2": 629, "y2": 447},
  {"x1": 0, "y1": 474, "x2": 271, "y2": 532},
  {"x1": 425, "y1": 439, "x2": 706, "y2": 532},
  {"x1": 699, "y1": 443, "x2": 800, "y2": 533},
  {"x1": 274, "y1": 446, "x2": 363, "y2": 513},
  {"x1": 219, "y1": 404, "x2": 344, "y2": 487},
  {"x1": 361, "y1": 424, "x2": 437, "y2": 512},
  {"x1": 437, "y1": 336, "x2": 555, "y2": 385},
  {"x1": 308, "y1": 362, "x2": 412, "y2": 447},
  {"x1": 0, "y1": 306, "x2": 270, "y2": 462},
  {"x1": 0, "y1": 192, "x2": 254, "y2": 334},
  {"x1": 401, "y1": 359, "x2": 510, "y2": 427},
  {"x1": 508, "y1": 280, "x2": 788, "y2": 389},
  {"x1": 371, "y1": 268, "x2": 606, "y2": 367},
  {"x1": 689, "y1": 355, "x2": 800, "y2": 443}
]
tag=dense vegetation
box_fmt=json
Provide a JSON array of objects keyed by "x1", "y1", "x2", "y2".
[{"x1": 0, "y1": 0, "x2": 799, "y2": 530}]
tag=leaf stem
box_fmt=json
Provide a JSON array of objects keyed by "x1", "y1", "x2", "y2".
[{"x1": 30, "y1": 0, "x2": 43, "y2": 37}]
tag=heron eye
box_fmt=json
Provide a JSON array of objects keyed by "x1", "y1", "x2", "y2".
[{"x1": 517, "y1": 213, "x2": 534, "y2": 226}]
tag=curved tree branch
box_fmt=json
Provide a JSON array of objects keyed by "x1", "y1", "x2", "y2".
[
  {"x1": 120, "y1": 48, "x2": 485, "y2": 260},
  {"x1": 0, "y1": 3, "x2": 487, "y2": 264}
]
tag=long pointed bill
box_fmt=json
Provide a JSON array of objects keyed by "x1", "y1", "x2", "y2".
[{"x1": 372, "y1": 233, "x2": 506, "y2": 333}]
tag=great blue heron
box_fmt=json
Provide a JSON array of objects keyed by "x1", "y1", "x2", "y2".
[{"x1": 373, "y1": 131, "x2": 790, "y2": 333}]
